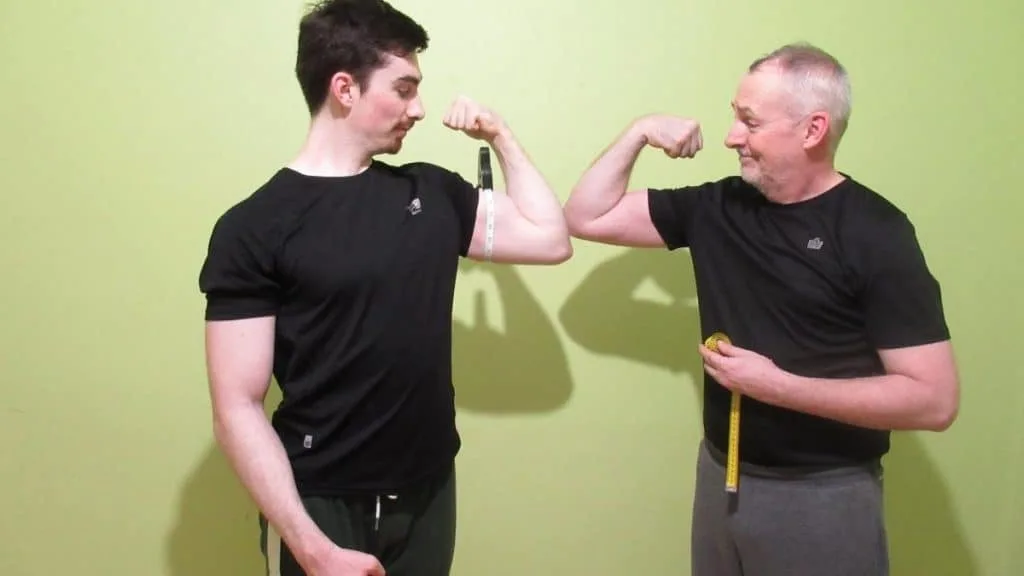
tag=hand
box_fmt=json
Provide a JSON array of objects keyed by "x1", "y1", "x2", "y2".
[
  {"x1": 303, "y1": 544, "x2": 385, "y2": 576},
  {"x1": 698, "y1": 340, "x2": 784, "y2": 403},
  {"x1": 442, "y1": 95, "x2": 507, "y2": 143},
  {"x1": 636, "y1": 115, "x2": 702, "y2": 158}
]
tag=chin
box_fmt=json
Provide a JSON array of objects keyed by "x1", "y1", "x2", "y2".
[{"x1": 739, "y1": 166, "x2": 759, "y2": 186}]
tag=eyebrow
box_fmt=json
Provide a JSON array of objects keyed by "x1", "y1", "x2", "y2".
[
  {"x1": 395, "y1": 75, "x2": 421, "y2": 85},
  {"x1": 731, "y1": 102, "x2": 756, "y2": 116}
]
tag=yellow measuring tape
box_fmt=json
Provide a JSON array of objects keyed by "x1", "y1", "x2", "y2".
[{"x1": 704, "y1": 332, "x2": 740, "y2": 493}]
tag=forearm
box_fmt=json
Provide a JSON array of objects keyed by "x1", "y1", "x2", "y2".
[
  {"x1": 564, "y1": 121, "x2": 647, "y2": 226},
  {"x1": 489, "y1": 127, "x2": 566, "y2": 232},
  {"x1": 772, "y1": 371, "x2": 957, "y2": 432},
  {"x1": 214, "y1": 402, "x2": 330, "y2": 564}
]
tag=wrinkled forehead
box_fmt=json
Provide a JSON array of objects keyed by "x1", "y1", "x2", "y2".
[{"x1": 731, "y1": 65, "x2": 792, "y2": 118}]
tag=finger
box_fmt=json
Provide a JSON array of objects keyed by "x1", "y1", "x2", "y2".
[
  {"x1": 703, "y1": 362, "x2": 724, "y2": 385},
  {"x1": 442, "y1": 103, "x2": 456, "y2": 128},
  {"x1": 716, "y1": 341, "x2": 744, "y2": 356},
  {"x1": 698, "y1": 344, "x2": 720, "y2": 367}
]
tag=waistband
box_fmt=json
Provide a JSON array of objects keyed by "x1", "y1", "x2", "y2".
[{"x1": 702, "y1": 438, "x2": 882, "y2": 481}]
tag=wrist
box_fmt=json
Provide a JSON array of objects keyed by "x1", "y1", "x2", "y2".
[
  {"x1": 285, "y1": 524, "x2": 334, "y2": 566},
  {"x1": 489, "y1": 124, "x2": 515, "y2": 148},
  {"x1": 629, "y1": 117, "x2": 651, "y2": 144}
]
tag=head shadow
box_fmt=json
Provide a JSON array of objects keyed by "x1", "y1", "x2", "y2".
[
  {"x1": 884, "y1": 433, "x2": 977, "y2": 575},
  {"x1": 558, "y1": 247, "x2": 703, "y2": 387},
  {"x1": 452, "y1": 261, "x2": 573, "y2": 414}
]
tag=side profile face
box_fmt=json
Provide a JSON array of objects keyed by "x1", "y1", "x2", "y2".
[
  {"x1": 330, "y1": 51, "x2": 426, "y2": 155},
  {"x1": 724, "y1": 64, "x2": 827, "y2": 191}
]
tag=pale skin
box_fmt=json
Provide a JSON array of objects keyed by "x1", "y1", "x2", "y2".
[
  {"x1": 563, "y1": 62, "x2": 959, "y2": 435},
  {"x1": 206, "y1": 53, "x2": 570, "y2": 576}
]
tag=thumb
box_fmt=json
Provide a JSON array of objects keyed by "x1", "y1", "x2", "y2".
[{"x1": 716, "y1": 341, "x2": 740, "y2": 356}]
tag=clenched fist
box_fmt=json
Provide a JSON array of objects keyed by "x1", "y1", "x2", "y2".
[
  {"x1": 303, "y1": 545, "x2": 385, "y2": 576},
  {"x1": 442, "y1": 95, "x2": 507, "y2": 143},
  {"x1": 637, "y1": 115, "x2": 703, "y2": 159}
]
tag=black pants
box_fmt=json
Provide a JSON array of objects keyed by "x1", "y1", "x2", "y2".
[
  {"x1": 260, "y1": 465, "x2": 456, "y2": 576},
  {"x1": 692, "y1": 439, "x2": 888, "y2": 576}
]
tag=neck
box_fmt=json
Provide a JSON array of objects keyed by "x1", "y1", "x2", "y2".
[
  {"x1": 761, "y1": 161, "x2": 844, "y2": 205},
  {"x1": 288, "y1": 112, "x2": 373, "y2": 177}
]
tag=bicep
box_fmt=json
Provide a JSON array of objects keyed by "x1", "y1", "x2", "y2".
[
  {"x1": 205, "y1": 316, "x2": 276, "y2": 411},
  {"x1": 463, "y1": 189, "x2": 571, "y2": 264},
  {"x1": 569, "y1": 189, "x2": 666, "y2": 248},
  {"x1": 878, "y1": 340, "x2": 959, "y2": 392}
]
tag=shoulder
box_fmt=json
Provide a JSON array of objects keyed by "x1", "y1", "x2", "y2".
[
  {"x1": 833, "y1": 175, "x2": 919, "y2": 244},
  {"x1": 373, "y1": 160, "x2": 469, "y2": 186},
  {"x1": 836, "y1": 175, "x2": 911, "y2": 222},
  {"x1": 206, "y1": 169, "x2": 301, "y2": 247}
]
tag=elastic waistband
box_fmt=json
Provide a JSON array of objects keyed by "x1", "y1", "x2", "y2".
[{"x1": 703, "y1": 438, "x2": 881, "y2": 481}]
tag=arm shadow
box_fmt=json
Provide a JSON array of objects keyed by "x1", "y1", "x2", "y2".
[
  {"x1": 558, "y1": 247, "x2": 704, "y2": 388},
  {"x1": 165, "y1": 387, "x2": 283, "y2": 575},
  {"x1": 884, "y1": 433, "x2": 978, "y2": 575},
  {"x1": 165, "y1": 444, "x2": 263, "y2": 576},
  {"x1": 452, "y1": 261, "x2": 573, "y2": 414}
]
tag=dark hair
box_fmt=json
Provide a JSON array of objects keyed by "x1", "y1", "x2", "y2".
[{"x1": 295, "y1": 0, "x2": 429, "y2": 113}]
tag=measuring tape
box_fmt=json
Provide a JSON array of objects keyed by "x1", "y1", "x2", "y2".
[
  {"x1": 478, "y1": 146, "x2": 495, "y2": 261},
  {"x1": 704, "y1": 331, "x2": 740, "y2": 493}
]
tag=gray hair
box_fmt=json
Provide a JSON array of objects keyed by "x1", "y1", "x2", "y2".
[{"x1": 750, "y1": 43, "x2": 852, "y2": 153}]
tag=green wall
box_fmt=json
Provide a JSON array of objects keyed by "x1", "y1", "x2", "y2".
[{"x1": 1, "y1": 0, "x2": 1020, "y2": 574}]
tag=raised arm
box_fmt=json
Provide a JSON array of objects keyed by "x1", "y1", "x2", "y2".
[
  {"x1": 206, "y1": 317, "x2": 384, "y2": 575},
  {"x1": 443, "y1": 95, "x2": 571, "y2": 265},
  {"x1": 563, "y1": 115, "x2": 703, "y2": 248}
]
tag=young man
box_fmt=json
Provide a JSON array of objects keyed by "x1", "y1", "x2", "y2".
[
  {"x1": 197, "y1": 1, "x2": 571, "y2": 575},
  {"x1": 563, "y1": 43, "x2": 959, "y2": 575}
]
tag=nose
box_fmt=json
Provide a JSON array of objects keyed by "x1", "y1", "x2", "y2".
[
  {"x1": 724, "y1": 121, "x2": 746, "y2": 150},
  {"x1": 407, "y1": 95, "x2": 426, "y2": 121}
]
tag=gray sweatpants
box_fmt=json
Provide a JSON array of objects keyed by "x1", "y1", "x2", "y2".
[{"x1": 692, "y1": 439, "x2": 888, "y2": 576}]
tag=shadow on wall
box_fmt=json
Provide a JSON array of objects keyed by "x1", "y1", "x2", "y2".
[
  {"x1": 165, "y1": 445, "x2": 263, "y2": 576},
  {"x1": 558, "y1": 247, "x2": 704, "y2": 385},
  {"x1": 885, "y1": 433, "x2": 977, "y2": 576},
  {"x1": 452, "y1": 261, "x2": 572, "y2": 413},
  {"x1": 165, "y1": 387, "x2": 283, "y2": 576}
]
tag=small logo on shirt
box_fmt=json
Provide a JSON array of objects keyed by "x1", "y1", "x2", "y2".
[
  {"x1": 807, "y1": 237, "x2": 824, "y2": 250},
  {"x1": 407, "y1": 198, "x2": 422, "y2": 215},
  {"x1": 303, "y1": 434, "x2": 313, "y2": 449}
]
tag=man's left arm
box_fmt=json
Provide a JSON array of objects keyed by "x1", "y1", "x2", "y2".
[{"x1": 443, "y1": 96, "x2": 572, "y2": 265}]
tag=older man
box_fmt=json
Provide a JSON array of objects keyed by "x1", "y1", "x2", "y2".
[{"x1": 563, "y1": 43, "x2": 958, "y2": 575}]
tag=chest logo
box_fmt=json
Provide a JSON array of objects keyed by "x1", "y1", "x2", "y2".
[
  {"x1": 407, "y1": 198, "x2": 423, "y2": 215},
  {"x1": 807, "y1": 237, "x2": 824, "y2": 250}
]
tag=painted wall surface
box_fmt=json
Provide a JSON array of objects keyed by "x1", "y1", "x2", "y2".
[{"x1": 1, "y1": 0, "x2": 1020, "y2": 574}]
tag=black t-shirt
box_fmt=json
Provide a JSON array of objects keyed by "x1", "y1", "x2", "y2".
[
  {"x1": 648, "y1": 174, "x2": 949, "y2": 467},
  {"x1": 198, "y1": 160, "x2": 479, "y2": 495}
]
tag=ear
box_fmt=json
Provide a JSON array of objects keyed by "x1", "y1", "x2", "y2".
[
  {"x1": 328, "y1": 71, "x2": 360, "y2": 109},
  {"x1": 802, "y1": 111, "x2": 830, "y2": 150}
]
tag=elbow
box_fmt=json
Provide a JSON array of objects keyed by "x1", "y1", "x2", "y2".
[
  {"x1": 539, "y1": 235, "x2": 573, "y2": 264},
  {"x1": 923, "y1": 382, "x2": 960, "y2": 432}
]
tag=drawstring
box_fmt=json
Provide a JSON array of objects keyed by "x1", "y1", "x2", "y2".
[{"x1": 373, "y1": 494, "x2": 399, "y2": 534}]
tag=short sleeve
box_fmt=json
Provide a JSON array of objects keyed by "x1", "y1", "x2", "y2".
[
  {"x1": 197, "y1": 207, "x2": 281, "y2": 321},
  {"x1": 439, "y1": 168, "x2": 480, "y2": 257},
  {"x1": 861, "y1": 215, "x2": 950, "y2": 349},
  {"x1": 647, "y1": 181, "x2": 714, "y2": 250}
]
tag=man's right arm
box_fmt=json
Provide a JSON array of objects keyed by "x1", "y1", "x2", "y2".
[
  {"x1": 205, "y1": 317, "x2": 384, "y2": 576},
  {"x1": 564, "y1": 115, "x2": 703, "y2": 248}
]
